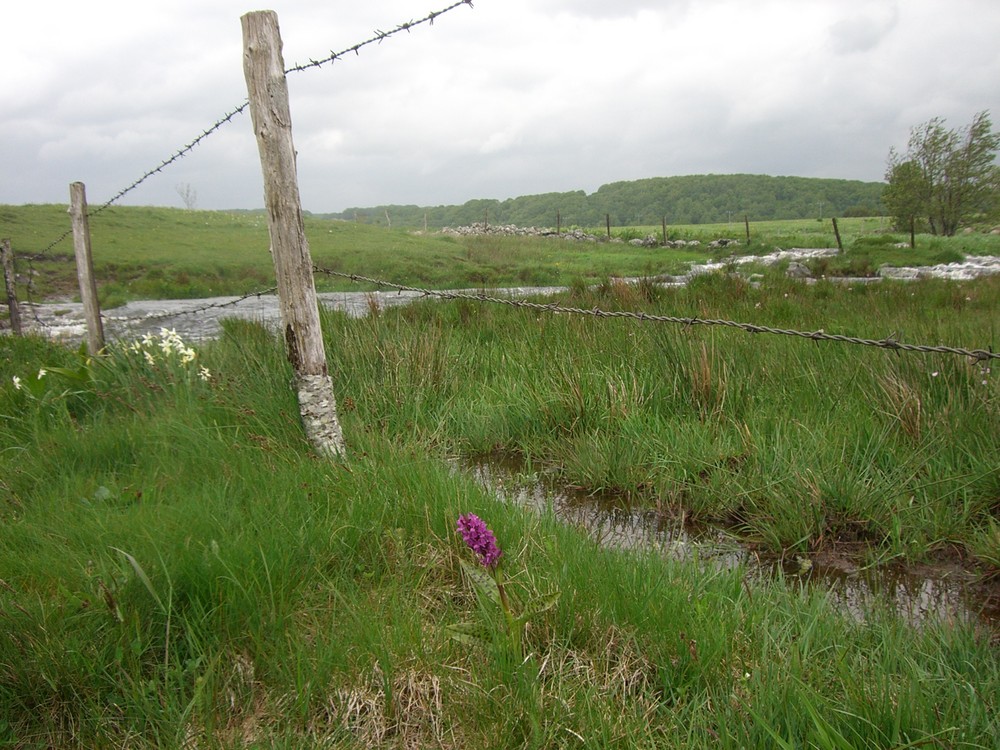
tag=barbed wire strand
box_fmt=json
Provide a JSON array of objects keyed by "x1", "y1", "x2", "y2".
[
  {"x1": 19, "y1": 0, "x2": 474, "y2": 324},
  {"x1": 313, "y1": 266, "x2": 999, "y2": 362},
  {"x1": 105, "y1": 286, "x2": 279, "y2": 330},
  {"x1": 286, "y1": 0, "x2": 474, "y2": 73}
]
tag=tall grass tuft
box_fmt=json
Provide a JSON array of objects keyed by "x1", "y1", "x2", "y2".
[{"x1": 874, "y1": 371, "x2": 923, "y2": 442}]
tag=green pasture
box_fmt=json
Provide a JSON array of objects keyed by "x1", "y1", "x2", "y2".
[{"x1": 2, "y1": 204, "x2": 998, "y2": 307}]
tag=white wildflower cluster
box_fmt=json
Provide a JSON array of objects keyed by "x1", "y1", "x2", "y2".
[
  {"x1": 9, "y1": 368, "x2": 48, "y2": 399},
  {"x1": 11, "y1": 369, "x2": 45, "y2": 391},
  {"x1": 128, "y1": 328, "x2": 211, "y2": 381}
]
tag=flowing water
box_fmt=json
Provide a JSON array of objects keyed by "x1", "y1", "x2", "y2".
[
  {"x1": 466, "y1": 455, "x2": 1000, "y2": 635},
  {"x1": 13, "y1": 248, "x2": 1000, "y2": 345}
]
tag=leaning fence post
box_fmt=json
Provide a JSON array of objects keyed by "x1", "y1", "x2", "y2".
[
  {"x1": 1, "y1": 239, "x2": 23, "y2": 336},
  {"x1": 242, "y1": 10, "x2": 347, "y2": 459},
  {"x1": 68, "y1": 182, "x2": 105, "y2": 354}
]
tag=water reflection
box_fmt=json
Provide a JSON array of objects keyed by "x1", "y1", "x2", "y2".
[{"x1": 466, "y1": 456, "x2": 999, "y2": 634}]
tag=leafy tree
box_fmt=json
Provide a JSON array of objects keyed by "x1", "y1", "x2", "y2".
[
  {"x1": 885, "y1": 111, "x2": 1000, "y2": 236},
  {"x1": 882, "y1": 159, "x2": 925, "y2": 246}
]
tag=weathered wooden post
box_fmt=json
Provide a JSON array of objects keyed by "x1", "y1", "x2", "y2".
[
  {"x1": 744, "y1": 215, "x2": 751, "y2": 245},
  {"x1": 242, "y1": 10, "x2": 347, "y2": 459},
  {"x1": 68, "y1": 182, "x2": 105, "y2": 354},
  {"x1": 1, "y1": 239, "x2": 23, "y2": 336},
  {"x1": 832, "y1": 217, "x2": 844, "y2": 252}
]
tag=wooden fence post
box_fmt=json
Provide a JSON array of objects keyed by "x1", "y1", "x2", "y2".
[
  {"x1": 606, "y1": 214, "x2": 611, "y2": 239},
  {"x1": 68, "y1": 182, "x2": 105, "y2": 354},
  {"x1": 832, "y1": 217, "x2": 843, "y2": 252},
  {"x1": 744, "y1": 215, "x2": 751, "y2": 245},
  {"x1": 242, "y1": 10, "x2": 347, "y2": 459},
  {"x1": 1, "y1": 239, "x2": 22, "y2": 336}
]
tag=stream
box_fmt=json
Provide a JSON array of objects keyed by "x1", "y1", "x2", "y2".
[
  {"x1": 467, "y1": 455, "x2": 1000, "y2": 635},
  {"x1": 13, "y1": 248, "x2": 1000, "y2": 345}
]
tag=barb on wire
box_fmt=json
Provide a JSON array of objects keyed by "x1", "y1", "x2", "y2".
[{"x1": 313, "y1": 266, "x2": 1000, "y2": 362}]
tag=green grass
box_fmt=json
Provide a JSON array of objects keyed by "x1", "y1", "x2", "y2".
[
  {"x1": 3, "y1": 205, "x2": 999, "y2": 308},
  {"x1": 322, "y1": 271, "x2": 1000, "y2": 565},
  {"x1": 2, "y1": 319, "x2": 998, "y2": 748},
  {"x1": 2, "y1": 205, "x2": 998, "y2": 745}
]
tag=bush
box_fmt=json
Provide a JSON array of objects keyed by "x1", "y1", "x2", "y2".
[{"x1": 932, "y1": 248, "x2": 965, "y2": 264}]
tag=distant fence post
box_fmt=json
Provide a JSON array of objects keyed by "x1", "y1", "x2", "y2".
[
  {"x1": 661, "y1": 216, "x2": 667, "y2": 246},
  {"x1": 242, "y1": 10, "x2": 347, "y2": 460},
  {"x1": 832, "y1": 217, "x2": 843, "y2": 252},
  {"x1": 68, "y1": 182, "x2": 105, "y2": 354},
  {"x1": 744, "y1": 215, "x2": 751, "y2": 245},
  {"x1": 606, "y1": 214, "x2": 611, "y2": 239},
  {"x1": 1, "y1": 239, "x2": 22, "y2": 336}
]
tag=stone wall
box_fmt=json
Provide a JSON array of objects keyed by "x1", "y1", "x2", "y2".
[{"x1": 438, "y1": 223, "x2": 738, "y2": 249}]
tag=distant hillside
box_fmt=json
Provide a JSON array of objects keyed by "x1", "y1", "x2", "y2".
[{"x1": 322, "y1": 174, "x2": 885, "y2": 228}]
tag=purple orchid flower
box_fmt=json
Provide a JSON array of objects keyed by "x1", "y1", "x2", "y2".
[{"x1": 457, "y1": 513, "x2": 502, "y2": 568}]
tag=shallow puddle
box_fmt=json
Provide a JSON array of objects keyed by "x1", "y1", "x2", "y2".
[{"x1": 466, "y1": 456, "x2": 1000, "y2": 635}]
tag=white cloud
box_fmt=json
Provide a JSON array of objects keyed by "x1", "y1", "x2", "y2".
[{"x1": 1, "y1": 0, "x2": 999, "y2": 211}]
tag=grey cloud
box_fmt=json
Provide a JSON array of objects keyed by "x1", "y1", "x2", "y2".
[
  {"x1": 3, "y1": 0, "x2": 999, "y2": 214},
  {"x1": 827, "y1": 2, "x2": 900, "y2": 54}
]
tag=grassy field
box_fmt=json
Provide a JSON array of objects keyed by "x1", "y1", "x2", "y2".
[
  {"x1": 328, "y1": 273, "x2": 1000, "y2": 564},
  {"x1": 2, "y1": 204, "x2": 998, "y2": 307},
  {"x1": 1, "y1": 204, "x2": 999, "y2": 746},
  {"x1": 1, "y1": 309, "x2": 998, "y2": 748}
]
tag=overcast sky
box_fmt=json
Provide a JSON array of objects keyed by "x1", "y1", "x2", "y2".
[{"x1": 3, "y1": 0, "x2": 999, "y2": 213}]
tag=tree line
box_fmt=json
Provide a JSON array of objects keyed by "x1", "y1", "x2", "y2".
[
  {"x1": 321, "y1": 174, "x2": 885, "y2": 229},
  {"x1": 322, "y1": 112, "x2": 999, "y2": 236}
]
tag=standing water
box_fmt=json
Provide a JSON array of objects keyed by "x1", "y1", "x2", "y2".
[{"x1": 466, "y1": 455, "x2": 1000, "y2": 635}]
